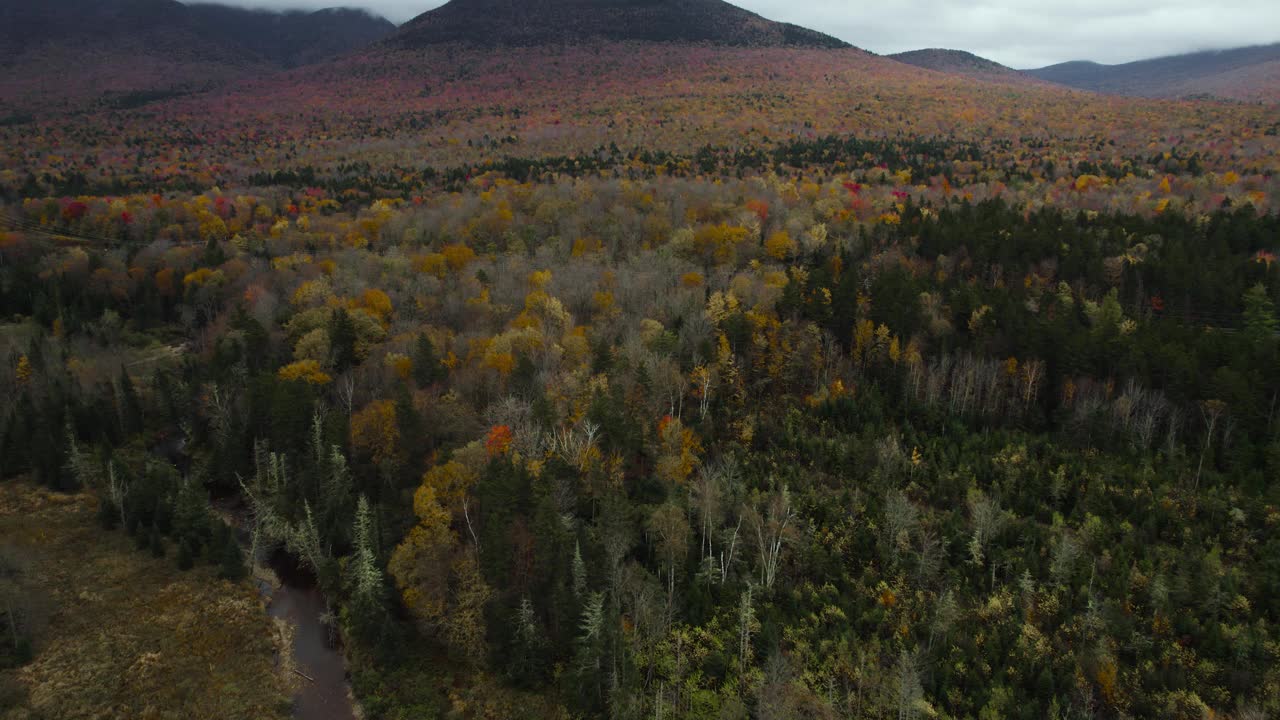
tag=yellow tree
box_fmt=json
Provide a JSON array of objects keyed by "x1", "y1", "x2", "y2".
[
  {"x1": 277, "y1": 359, "x2": 332, "y2": 385},
  {"x1": 389, "y1": 482, "x2": 456, "y2": 629},
  {"x1": 655, "y1": 415, "x2": 702, "y2": 486},
  {"x1": 350, "y1": 400, "x2": 400, "y2": 469},
  {"x1": 15, "y1": 355, "x2": 31, "y2": 385},
  {"x1": 388, "y1": 460, "x2": 488, "y2": 663},
  {"x1": 764, "y1": 230, "x2": 796, "y2": 260}
]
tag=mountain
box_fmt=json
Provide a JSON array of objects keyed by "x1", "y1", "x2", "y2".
[
  {"x1": 0, "y1": 0, "x2": 231, "y2": 59},
  {"x1": 0, "y1": 0, "x2": 395, "y2": 113},
  {"x1": 390, "y1": 0, "x2": 850, "y2": 49},
  {"x1": 1026, "y1": 43, "x2": 1280, "y2": 102},
  {"x1": 0, "y1": 0, "x2": 260, "y2": 113},
  {"x1": 185, "y1": 5, "x2": 396, "y2": 68},
  {"x1": 890, "y1": 49, "x2": 1041, "y2": 85}
]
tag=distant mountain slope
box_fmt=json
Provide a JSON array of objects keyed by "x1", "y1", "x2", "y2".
[
  {"x1": 185, "y1": 4, "x2": 396, "y2": 68},
  {"x1": 0, "y1": 0, "x2": 259, "y2": 112},
  {"x1": 390, "y1": 0, "x2": 850, "y2": 49},
  {"x1": 0, "y1": 0, "x2": 224, "y2": 57},
  {"x1": 890, "y1": 49, "x2": 1042, "y2": 84},
  {"x1": 1026, "y1": 43, "x2": 1280, "y2": 102},
  {"x1": 0, "y1": 0, "x2": 395, "y2": 113}
]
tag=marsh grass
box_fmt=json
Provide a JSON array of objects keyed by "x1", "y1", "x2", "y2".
[{"x1": 0, "y1": 480, "x2": 291, "y2": 720}]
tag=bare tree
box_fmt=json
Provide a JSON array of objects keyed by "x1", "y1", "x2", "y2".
[
  {"x1": 966, "y1": 489, "x2": 1007, "y2": 567},
  {"x1": 745, "y1": 485, "x2": 796, "y2": 590},
  {"x1": 690, "y1": 464, "x2": 724, "y2": 582},
  {"x1": 645, "y1": 502, "x2": 690, "y2": 609},
  {"x1": 1196, "y1": 399, "x2": 1227, "y2": 489}
]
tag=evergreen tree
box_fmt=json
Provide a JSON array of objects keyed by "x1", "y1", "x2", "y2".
[
  {"x1": 393, "y1": 383, "x2": 423, "y2": 477},
  {"x1": 329, "y1": 308, "x2": 358, "y2": 372},
  {"x1": 171, "y1": 477, "x2": 209, "y2": 555},
  {"x1": 344, "y1": 495, "x2": 388, "y2": 651},
  {"x1": 218, "y1": 526, "x2": 246, "y2": 581},
  {"x1": 1243, "y1": 283, "x2": 1278, "y2": 347},
  {"x1": 118, "y1": 367, "x2": 144, "y2": 436},
  {"x1": 506, "y1": 596, "x2": 547, "y2": 688},
  {"x1": 412, "y1": 333, "x2": 444, "y2": 387}
]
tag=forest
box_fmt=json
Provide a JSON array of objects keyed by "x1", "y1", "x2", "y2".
[{"x1": 2, "y1": 39, "x2": 1280, "y2": 720}]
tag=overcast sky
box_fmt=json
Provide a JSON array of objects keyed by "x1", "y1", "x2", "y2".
[{"x1": 215, "y1": 0, "x2": 1280, "y2": 69}]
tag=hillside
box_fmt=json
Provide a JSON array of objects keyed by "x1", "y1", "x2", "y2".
[
  {"x1": 1026, "y1": 43, "x2": 1280, "y2": 102},
  {"x1": 185, "y1": 4, "x2": 396, "y2": 68},
  {"x1": 0, "y1": 0, "x2": 258, "y2": 114},
  {"x1": 390, "y1": 0, "x2": 850, "y2": 48},
  {"x1": 0, "y1": 0, "x2": 395, "y2": 113},
  {"x1": 890, "y1": 48, "x2": 1043, "y2": 85}
]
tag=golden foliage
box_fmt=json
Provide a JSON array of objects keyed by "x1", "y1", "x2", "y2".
[
  {"x1": 15, "y1": 354, "x2": 31, "y2": 384},
  {"x1": 692, "y1": 223, "x2": 750, "y2": 264},
  {"x1": 764, "y1": 230, "x2": 795, "y2": 260},
  {"x1": 655, "y1": 415, "x2": 702, "y2": 485},
  {"x1": 360, "y1": 288, "x2": 393, "y2": 320},
  {"x1": 351, "y1": 399, "x2": 400, "y2": 467},
  {"x1": 276, "y1": 359, "x2": 332, "y2": 385},
  {"x1": 385, "y1": 352, "x2": 413, "y2": 380},
  {"x1": 442, "y1": 243, "x2": 477, "y2": 271},
  {"x1": 420, "y1": 460, "x2": 478, "y2": 514},
  {"x1": 390, "y1": 482, "x2": 455, "y2": 626}
]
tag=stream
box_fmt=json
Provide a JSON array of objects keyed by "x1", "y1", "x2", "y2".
[
  {"x1": 216, "y1": 495, "x2": 357, "y2": 720},
  {"x1": 266, "y1": 552, "x2": 358, "y2": 720}
]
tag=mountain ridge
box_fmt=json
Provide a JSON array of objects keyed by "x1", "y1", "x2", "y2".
[
  {"x1": 1025, "y1": 42, "x2": 1280, "y2": 101},
  {"x1": 185, "y1": 3, "x2": 396, "y2": 68},
  {"x1": 889, "y1": 48, "x2": 1044, "y2": 85},
  {"x1": 0, "y1": 0, "x2": 396, "y2": 111},
  {"x1": 389, "y1": 0, "x2": 851, "y2": 49}
]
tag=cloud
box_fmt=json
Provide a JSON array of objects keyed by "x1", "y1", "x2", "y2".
[{"x1": 199, "y1": 0, "x2": 1280, "y2": 68}]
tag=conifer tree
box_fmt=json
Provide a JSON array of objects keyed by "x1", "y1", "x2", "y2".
[
  {"x1": 344, "y1": 495, "x2": 387, "y2": 650},
  {"x1": 412, "y1": 332, "x2": 444, "y2": 387},
  {"x1": 218, "y1": 530, "x2": 245, "y2": 579},
  {"x1": 118, "y1": 367, "x2": 144, "y2": 436},
  {"x1": 1243, "y1": 283, "x2": 1278, "y2": 347}
]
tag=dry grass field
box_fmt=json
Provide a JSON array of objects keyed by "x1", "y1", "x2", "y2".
[{"x1": 0, "y1": 481, "x2": 292, "y2": 720}]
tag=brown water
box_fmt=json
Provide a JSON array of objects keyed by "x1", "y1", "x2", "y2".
[
  {"x1": 218, "y1": 492, "x2": 358, "y2": 720},
  {"x1": 267, "y1": 568, "x2": 358, "y2": 720}
]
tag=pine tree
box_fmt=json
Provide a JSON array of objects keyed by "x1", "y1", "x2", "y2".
[
  {"x1": 344, "y1": 495, "x2": 387, "y2": 650},
  {"x1": 738, "y1": 584, "x2": 755, "y2": 668},
  {"x1": 328, "y1": 308, "x2": 358, "y2": 372},
  {"x1": 218, "y1": 526, "x2": 246, "y2": 580},
  {"x1": 1243, "y1": 283, "x2": 1278, "y2": 347},
  {"x1": 506, "y1": 596, "x2": 546, "y2": 687},
  {"x1": 412, "y1": 333, "x2": 444, "y2": 387},
  {"x1": 172, "y1": 477, "x2": 209, "y2": 554},
  {"x1": 31, "y1": 399, "x2": 72, "y2": 491},
  {"x1": 571, "y1": 540, "x2": 587, "y2": 600},
  {"x1": 118, "y1": 367, "x2": 144, "y2": 436}
]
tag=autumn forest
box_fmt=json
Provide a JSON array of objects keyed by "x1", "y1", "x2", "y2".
[{"x1": 2, "y1": 1, "x2": 1280, "y2": 719}]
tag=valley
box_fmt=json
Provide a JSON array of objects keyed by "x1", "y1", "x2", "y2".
[{"x1": 1, "y1": 1, "x2": 1278, "y2": 719}]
